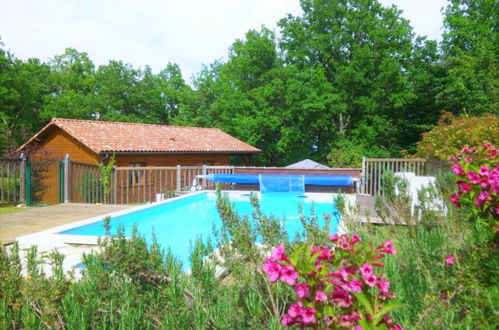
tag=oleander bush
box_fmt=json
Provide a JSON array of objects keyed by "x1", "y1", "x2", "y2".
[{"x1": 1, "y1": 159, "x2": 498, "y2": 328}]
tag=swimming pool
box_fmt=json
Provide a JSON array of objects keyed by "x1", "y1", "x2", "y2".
[{"x1": 59, "y1": 191, "x2": 341, "y2": 268}]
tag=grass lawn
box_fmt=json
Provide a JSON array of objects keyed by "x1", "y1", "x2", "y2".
[{"x1": 0, "y1": 205, "x2": 28, "y2": 215}]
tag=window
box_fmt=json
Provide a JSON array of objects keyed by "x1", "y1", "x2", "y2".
[{"x1": 129, "y1": 163, "x2": 146, "y2": 185}]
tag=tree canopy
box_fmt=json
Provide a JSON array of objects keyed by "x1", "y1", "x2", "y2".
[{"x1": 1, "y1": 0, "x2": 497, "y2": 163}]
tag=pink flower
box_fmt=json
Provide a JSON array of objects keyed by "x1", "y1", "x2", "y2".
[
  {"x1": 338, "y1": 311, "x2": 361, "y2": 328},
  {"x1": 281, "y1": 313, "x2": 295, "y2": 327},
  {"x1": 460, "y1": 146, "x2": 473, "y2": 153},
  {"x1": 480, "y1": 177, "x2": 489, "y2": 188},
  {"x1": 475, "y1": 190, "x2": 489, "y2": 206},
  {"x1": 450, "y1": 194, "x2": 461, "y2": 207},
  {"x1": 467, "y1": 171, "x2": 481, "y2": 184},
  {"x1": 452, "y1": 164, "x2": 465, "y2": 175},
  {"x1": 301, "y1": 307, "x2": 317, "y2": 324},
  {"x1": 288, "y1": 301, "x2": 303, "y2": 317},
  {"x1": 479, "y1": 166, "x2": 490, "y2": 176},
  {"x1": 389, "y1": 324, "x2": 404, "y2": 330},
  {"x1": 350, "y1": 234, "x2": 362, "y2": 245},
  {"x1": 346, "y1": 278, "x2": 363, "y2": 292},
  {"x1": 331, "y1": 267, "x2": 356, "y2": 281},
  {"x1": 332, "y1": 287, "x2": 353, "y2": 307},
  {"x1": 365, "y1": 275, "x2": 377, "y2": 287},
  {"x1": 294, "y1": 283, "x2": 310, "y2": 298},
  {"x1": 457, "y1": 181, "x2": 472, "y2": 194},
  {"x1": 360, "y1": 263, "x2": 374, "y2": 278},
  {"x1": 449, "y1": 156, "x2": 458, "y2": 162},
  {"x1": 373, "y1": 262, "x2": 384, "y2": 267},
  {"x1": 483, "y1": 142, "x2": 492, "y2": 149},
  {"x1": 317, "y1": 246, "x2": 332, "y2": 260},
  {"x1": 376, "y1": 280, "x2": 391, "y2": 293},
  {"x1": 445, "y1": 255, "x2": 455, "y2": 266},
  {"x1": 271, "y1": 244, "x2": 286, "y2": 261},
  {"x1": 330, "y1": 234, "x2": 339, "y2": 242},
  {"x1": 280, "y1": 265, "x2": 298, "y2": 286},
  {"x1": 262, "y1": 258, "x2": 282, "y2": 282},
  {"x1": 356, "y1": 326, "x2": 364, "y2": 330},
  {"x1": 379, "y1": 240, "x2": 397, "y2": 255},
  {"x1": 315, "y1": 291, "x2": 327, "y2": 302},
  {"x1": 464, "y1": 157, "x2": 473, "y2": 163},
  {"x1": 381, "y1": 314, "x2": 393, "y2": 325}
]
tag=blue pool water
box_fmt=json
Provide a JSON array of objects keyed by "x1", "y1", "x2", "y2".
[{"x1": 60, "y1": 192, "x2": 340, "y2": 268}]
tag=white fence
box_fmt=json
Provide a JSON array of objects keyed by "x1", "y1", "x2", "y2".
[{"x1": 360, "y1": 158, "x2": 450, "y2": 196}]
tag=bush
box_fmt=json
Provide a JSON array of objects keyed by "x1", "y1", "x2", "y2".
[
  {"x1": 416, "y1": 112, "x2": 499, "y2": 160},
  {"x1": 1, "y1": 176, "x2": 497, "y2": 328},
  {"x1": 449, "y1": 143, "x2": 498, "y2": 231}
]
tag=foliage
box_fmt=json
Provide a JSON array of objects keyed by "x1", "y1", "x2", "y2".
[
  {"x1": 437, "y1": 0, "x2": 498, "y2": 115},
  {"x1": 263, "y1": 237, "x2": 403, "y2": 329},
  {"x1": 449, "y1": 143, "x2": 499, "y2": 231},
  {"x1": 97, "y1": 153, "x2": 116, "y2": 202},
  {"x1": 327, "y1": 139, "x2": 390, "y2": 168},
  {"x1": 2, "y1": 0, "x2": 497, "y2": 164},
  {"x1": 416, "y1": 112, "x2": 499, "y2": 160},
  {"x1": 1, "y1": 170, "x2": 498, "y2": 328}
]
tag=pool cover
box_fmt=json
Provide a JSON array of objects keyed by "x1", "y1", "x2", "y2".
[{"x1": 205, "y1": 173, "x2": 353, "y2": 187}]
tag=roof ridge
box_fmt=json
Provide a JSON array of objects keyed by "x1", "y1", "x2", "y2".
[{"x1": 52, "y1": 118, "x2": 221, "y2": 130}]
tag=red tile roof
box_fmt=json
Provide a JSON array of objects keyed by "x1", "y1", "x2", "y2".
[{"x1": 20, "y1": 118, "x2": 261, "y2": 154}]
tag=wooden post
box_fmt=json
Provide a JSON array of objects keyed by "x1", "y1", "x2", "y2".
[
  {"x1": 361, "y1": 157, "x2": 366, "y2": 195},
  {"x1": 20, "y1": 154, "x2": 26, "y2": 204},
  {"x1": 64, "y1": 153, "x2": 70, "y2": 203},
  {"x1": 176, "y1": 165, "x2": 181, "y2": 192}
]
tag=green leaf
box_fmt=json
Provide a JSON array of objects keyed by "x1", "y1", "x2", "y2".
[
  {"x1": 353, "y1": 292, "x2": 374, "y2": 316},
  {"x1": 375, "y1": 302, "x2": 406, "y2": 319}
]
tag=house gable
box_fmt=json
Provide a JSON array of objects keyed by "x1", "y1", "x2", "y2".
[{"x1": 34, "y1": 126, "x2": 100, "y2": 163}]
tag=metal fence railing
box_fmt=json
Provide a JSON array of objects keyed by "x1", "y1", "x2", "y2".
[{"x1": 0, "y1": 158, "x2": 24, "y2": 204}]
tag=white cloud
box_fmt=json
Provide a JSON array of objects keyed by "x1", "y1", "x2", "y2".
[{"x1": 0, "y1": 0, "x2": 446, "y2": 83}]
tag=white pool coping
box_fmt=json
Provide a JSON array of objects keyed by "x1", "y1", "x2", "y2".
[{"x1": 15, "y1": 190, "x2": 354, "y2": 274}]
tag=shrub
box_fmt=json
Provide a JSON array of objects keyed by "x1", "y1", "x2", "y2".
[
  {"x1": 263, "y1": 236, "x2": 404, "y2": 329},
  {"x1": 449, "y1": 142, "x2": 498, "y2": 231},
  {"x1": 416, "y1": 112, "x2": 499, "y2": 160}
]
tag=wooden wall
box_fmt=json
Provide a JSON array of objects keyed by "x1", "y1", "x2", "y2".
[
  {"x1": 114, "y1": 153, "x2": 231, "y2": 167},
  {"x1": 33, "y1": 127, "x2": 99, "y2": 163}
]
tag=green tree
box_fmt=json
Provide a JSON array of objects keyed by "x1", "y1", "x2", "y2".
[
  {"x1": 42, "y1": 48, "x2": 98, "y2": 120},
  {"x1": 0, "y1": 43, "x2": 50, "y2": 154},
  {"x1": 279, "y1": 0, "x2": 425, "y2": 156},
  {"x1": 437, "y1": 0, "x2": 499, "y2": 115}
]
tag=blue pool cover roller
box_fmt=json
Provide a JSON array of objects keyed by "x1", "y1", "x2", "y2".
[{"x1": 205, "y1": 173, "x2": 353, "y2": 186}]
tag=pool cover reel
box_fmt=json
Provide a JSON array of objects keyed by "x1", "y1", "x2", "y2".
[{"x1": 204, "y1": 173, "x2": 353, "y2": 193}]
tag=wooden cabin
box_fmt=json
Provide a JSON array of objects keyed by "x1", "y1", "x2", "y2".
[{"x1": 17, "y1": 118, "x2": 260, "y2": 204}]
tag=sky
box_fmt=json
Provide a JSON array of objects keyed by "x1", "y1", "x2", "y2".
[{"x1": 0, "y1": 0, "x2": 447, "y2": 83}]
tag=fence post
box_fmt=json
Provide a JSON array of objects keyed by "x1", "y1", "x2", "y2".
[
  {"x1": 202, "y1": 165, "x2": 207, "y2": 188},
  {"x1": 20, "y1": 153, "x2": 26, "y2": 204},
  {"x1": 26, "y1": 160, "x2": 31, "y2": 206},
  {"x1": 360, "y1": 157, "x2": 366, "y2": 195},
  {"x1": 64, "y1": 153, "x2": 70, "y2": 203},
  {"x1": 176, "y1": 165, "x2": 181, "y2": 192}
]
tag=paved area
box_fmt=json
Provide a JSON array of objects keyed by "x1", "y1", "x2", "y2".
[{"x1": 0, "y1": 203, "x2": 134, "y2": 245}]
